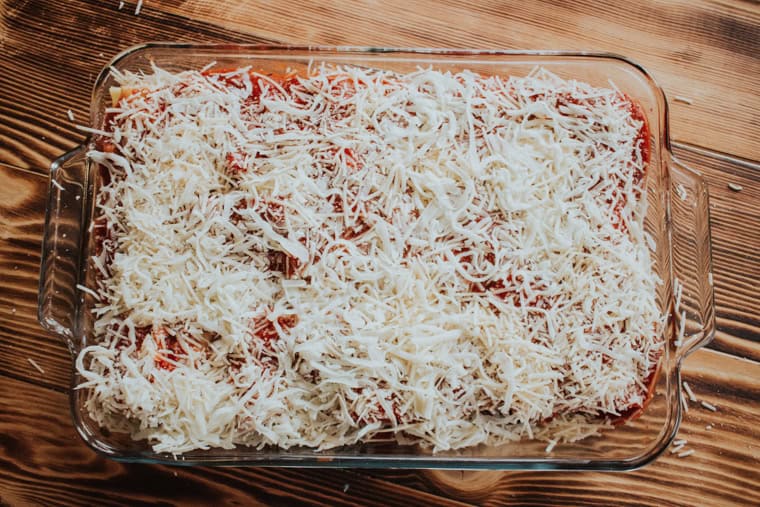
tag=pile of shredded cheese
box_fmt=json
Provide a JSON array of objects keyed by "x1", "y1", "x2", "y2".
[{"x1": 77, "y1": 63, "x2": 663, "y2": 454}]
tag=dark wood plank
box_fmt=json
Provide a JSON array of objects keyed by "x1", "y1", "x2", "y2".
[
  {"x1": 157, "y1": 0, "x2": 760, "y2": 161},
  {"x1": 672, "y1": 144, "x2": 760, "y2": 360},
  {"x1": 0, "y1": 164, "x2": 73, "y2": 392},
  {"x1": 2, "y1": 157, "x2": 757, "y2": 504},
  {"x1": 0, "y1": 0, "x2": 758, "y2": 174},
  {"x1": 0, "y1": 0, "x2": 273, "y2": 173},
  {"x1": 0, "y1": 349, "x2": 756, "y2": 506},
  {"x1": 418, "y1": 349, "x2": 760, "y2": 507},
  {"x1": 0, "y1": 373, "x2": 473, "y2": 507},
  {"x1": 0, "y1": 0, "x2": 758, "y2": 505}
]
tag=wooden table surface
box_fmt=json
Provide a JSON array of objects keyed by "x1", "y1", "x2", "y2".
[{"x1": 1, "y1": 1, "x2": 758, "y2": 505}]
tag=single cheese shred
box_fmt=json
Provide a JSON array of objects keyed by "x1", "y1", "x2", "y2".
[{"x1": 77, "y1": 63, "x2": 663, "y2": 454}]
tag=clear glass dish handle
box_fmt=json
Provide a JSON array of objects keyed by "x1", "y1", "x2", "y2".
[
  {"x1": 38, "y1": 144, "x2": 89, "y2": 355},
  {"x1": 669, "y1": 155, "x2": 716, "y2": 358}
]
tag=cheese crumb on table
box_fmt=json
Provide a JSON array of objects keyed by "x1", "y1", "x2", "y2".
[
  {"x1": 701, "y1": 401, "x2": 718, "y2": 412},
  {"x1": 28, "y1": 358, "x2": 45, "y2": 374}
]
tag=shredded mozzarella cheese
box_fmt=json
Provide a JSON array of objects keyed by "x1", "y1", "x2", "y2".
[
  {"x1": 28, "y1": 357, "x2": 45, "y2": 374},
  {"x1": 77, "y1": 63, "x2": 663, "y2": 454}
]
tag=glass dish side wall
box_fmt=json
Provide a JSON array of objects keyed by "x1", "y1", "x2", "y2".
[{"x1": 40, "y1": 45, "x2": 714, "y2": 469}]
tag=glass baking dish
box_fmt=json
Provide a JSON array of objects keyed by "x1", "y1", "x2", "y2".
[{"x1": 38, "y1": 44, "x2": 715, "y2": 470}]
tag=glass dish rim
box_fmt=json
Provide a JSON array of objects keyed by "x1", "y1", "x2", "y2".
[{"x1": 40, "y1": 44, "x2": 716, "y2": 470}]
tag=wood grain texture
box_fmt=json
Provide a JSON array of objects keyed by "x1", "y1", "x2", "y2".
[
  {"x1": 0, "y1": 164, "x2": 72, "y2": 392},
  {"x1": 315, "y1": 346, "x2": 749, "y2": 506},
  {"x1": 0, "y1": 374, "x2": 473, "y2": 507},
  {"x1": 0, "y1": 0, "x2": 758, "y2": 172},
  {"x1": 672, "y1": 144, "x2": 760, "y2": 361},
  {"x1": 0, "y1": 0, "x2": 272, "y2": 172},
  {"x1": 0, "y1": 350, "x2": 756, "y2": 507},
  {"x1": 0, "y1": 0, "x2": 758, "y2": 505},
  {"x1": 136, "y1": 0, "x2": 760, "y2": 161}
]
